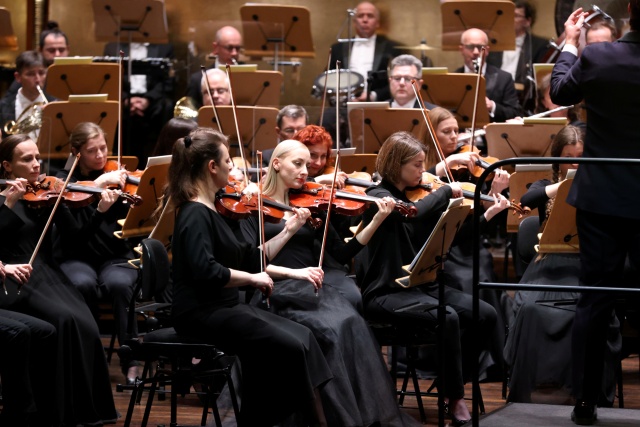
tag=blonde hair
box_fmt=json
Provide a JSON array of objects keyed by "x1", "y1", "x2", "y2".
[{"x1": 262, "y1": 139, "x2": 308, "y2": 201}]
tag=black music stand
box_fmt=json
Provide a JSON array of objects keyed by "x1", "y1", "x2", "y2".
[
  {"x1": 420, "y1": 73, "x2": 490, "y2": 128},
  {"x1": 349, "y1": 107, "x2": 427, "y2": 154},
  {"x1": 484, "y1": 119, "x2": 568, "y2": 172},
  {"x1": 46, "y1": 60, "x2": 120, "y2": 100},
  {"x1": 240, "y1": 4, "x2": 314, "y2": 72},
  {"x1": 198, "y1": 106, "x2": 279, "y2": 158},
  {"x1": 441, "y1": 0, "x2": 515, "y2": 51},
  {"x1": 224, "y1": 70, "x2": 283, "y2": 107},
  {"x1": 37, "y1": 100, "x2": 119, "y2": 163},
  {"x1": 0, "y1": 7, "x2": 18, "y2": 51},
  {"x1": 396, "y1": 200, "x2": 470, "y2": 287}
]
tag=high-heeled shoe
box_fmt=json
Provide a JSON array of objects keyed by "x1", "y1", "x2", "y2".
[{"x1": 442, "y1": 401, "x2": 471, "y2": 427}]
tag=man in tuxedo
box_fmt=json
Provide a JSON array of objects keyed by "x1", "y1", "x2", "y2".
[
  {"x1": 186, "y1": 26, "x2": 243, "y2": 108},
  {"x1": 329, "y1": 1, "x2": 401, "y2": 102},
  {"x1": 457, "y1": 28, "x2": 521, "y2": 123},
  {"x1": 585, "y1": 18, "x2": 618, "y2": 44},
  {"x1": 550, "y1": 4, "x2": 640, "y2": 425},
  {"x1": 486, "y1": 1, "x2": 548, "y2": 114},
  {"x1": 104, "y1": 42, "x2": 175, "y2": 166}
]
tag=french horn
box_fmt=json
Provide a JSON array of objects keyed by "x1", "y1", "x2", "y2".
[
  {"x1": 173, "y1": 96, "x2": 198, "y2": 120},
  {"x1": 3, "y1": 102, "x2": 45, "y2": 135}
]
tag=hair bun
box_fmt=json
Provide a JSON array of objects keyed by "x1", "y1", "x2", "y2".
[{"x1": 184, "y1": 135, "x2": 192, "y2": 148}]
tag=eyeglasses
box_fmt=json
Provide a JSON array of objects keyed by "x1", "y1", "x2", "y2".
[
  {"x1": 221, "y1": 45, "x2": 243, "y2": 52},
  {"x1": 389, "y1": 75, "x2": 421, "y2": 83},
  {"x1": 463, "y1": 44, "x2": 487, "y2": 52},
  {"x1": 281, "y1": 127, "x2": 305, "y2": 135}
]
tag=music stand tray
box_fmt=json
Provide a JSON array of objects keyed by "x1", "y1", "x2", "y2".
[
  {"x1": 485, "y1": 121, "x2": 568, "y2": 171},
  {"x1": 349, "y1": 107, "x2": 427, "y2": 154},
  {"x1": 115, "y1": 162, "x2": 170, "y2": 239},
  {"x1": 396, "y1": 201, "x2": 471, "y2": 288},
  {"x1": 92, "y1": 0, "x2": 168, "y2": 44},
  {"x1": 46, "y1": 63, "x2": 120, "y2": 101},
  {"x1": 37, "y1": 100, "x2": 119, "y2": 161},
  {"x1": 240, "y1": 4, "x2": 315, "y2": 58},
  {"x1": 537, "y1": 178, "x2": 579, "y2": 254},
  {"x1": 198, "y1": 105, "x2": 279, "y2": 157},
  {"x1": 420, "y1": 73, "x2": 489, "y2": 128},
  {"x1": 441, "y1": 0, "x2": 515, "y2": 51},
  {"x1": 226, "y1": 70, "x2": 283, "y2": 106}
]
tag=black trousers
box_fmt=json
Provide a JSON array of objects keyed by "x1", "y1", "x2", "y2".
[
  {"x1": 572, "y1": 209, "x2": 640, "y2": 403},
  {"x1": 0, "y1": 309, "x2": 57, "y2": 424}
]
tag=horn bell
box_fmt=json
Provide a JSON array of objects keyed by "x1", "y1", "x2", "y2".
[{"x1": 174, "y1": 96, "x2": 198, "y2": 120}]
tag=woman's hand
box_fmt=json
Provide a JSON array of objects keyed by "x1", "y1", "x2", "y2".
[
  {"x1": 371, "y1": 196, "x2": 396, "y2": 221},
  {"x1": 446, "y1": 182, "x2": 463, "y2": 199},
  {"x1": 446, "y1": 152, "x2": 480, "y2": 172},
  {"x1": 484, "y1": 193, "x2": 510, "y2": 221},
  {"x1": 284, "y1": 207, "x2": 311, "y2": 234},
  {"x1": 97, "y1": 189, "x2": 120, "y2": 213},
  {"x1": 5, "y1": 263, "x2": 33, "y2": 285},
  {"x1": 251, "y1": 271, "x2": 274, "y2": 297},
  {"x1": 94, "y1": 170, "x2": 127, "y2": 189},
  {"x1": 1, "y1": 178, "x2": 27, "y2": 209},
  {"x1": 315, "y1": 171, "x2": 348, "y2": 189},
  {"x1": 291, "y1": 266, "x2": 324, "y2": 290},
  {"x1": 490, "y1": 169, "x2": 510, "y2": 195}
]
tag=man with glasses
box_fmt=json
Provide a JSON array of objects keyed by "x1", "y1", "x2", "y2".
[
  {"x1": 187, "y1": 26, "x2": 244, "y2": 108},
  {"x1": 387, "y1": 54, "x2": 437, "y2": 109},
  {"x1": 487, "y1": 1, "x2": 548, "y2": 114},
  {"x1": 260, "y1": 105, "x2": 309, "y2": 167},
  {"x1": 200, "y1": 68, "x2": 231, "y2": 106},
  {"x1": 457, "y1": 28, "x2": 520, "y2": 123}
]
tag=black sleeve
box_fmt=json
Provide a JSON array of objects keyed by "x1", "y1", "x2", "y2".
[
  {"x1": 314, "y1": 213, "x2": 364, "y2": 265},
  {"x1": 519, "y1": 179, "x2": 552, "y2": 210}
]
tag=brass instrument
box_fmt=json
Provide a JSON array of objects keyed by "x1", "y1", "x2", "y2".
[
  {"x1": 3, "y1": 85, "x2": 48, "y2": 135},
  {"x1": 173, "y1": 96, "x2": 198, "y2": 119}
]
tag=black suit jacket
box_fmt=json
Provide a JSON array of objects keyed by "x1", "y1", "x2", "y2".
[
  {"x1": 486, "y1": 32, "x2": 548, "y2": 86},
  {"x1": 455, "y1": 64, "x2": 521, "y2": 122},
  {"x1": 550, "y1": 32, "x2": 640, "y2": 219},
  {"x1": 0, "y1": 90, "x2": 57, "y2": 138},
  {"x1": 330, "y1": 34, "x2": 401, "y2": 102},
  {"x1": 103, "y1": 43, "x2": 175, "y2": 104},
  {"x1": 386, "y1": 98, "x2": 438, "y2": 110}
]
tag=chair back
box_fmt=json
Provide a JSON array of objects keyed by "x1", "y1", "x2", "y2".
[
  {"x1": 516, "y1": 216, "x2": 541, "y2": 272},
  {"x1": 141, "y1": 238, "x2": 172, "y2": 303}
]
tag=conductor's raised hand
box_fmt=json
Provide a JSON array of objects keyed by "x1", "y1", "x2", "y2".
[{"x1": 565, "y1": 8, "x2": 588, "y2": 48}]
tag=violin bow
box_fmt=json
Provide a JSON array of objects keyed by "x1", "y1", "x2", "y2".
[
  {"x1": 226, "y1": 65, "x2": 250, "y2": 189},
  {"x1": 318, "y1": 47, "x2": 332, "y2": 126},
  {"x1": 411, "y1": 80, "x2": 456, "y2": 184},
  {"x1": 117, "y1": 51, "x2": 124, "y2": 168},
  {"x1": 468, "y1": 50, "x2": 485, "y2": 154},
  {"x1": 201, "y1": 65, "x2": 224, "y2": 134},
  {"x1": 256, "y1": 150, "x2": 270, "y2": 308},
  {"x1": 20, "y1": 154, "x2": 81, "y2": 293},
  {"x1": 317, "y1": 60, "x2": 344, "y2": 296}
]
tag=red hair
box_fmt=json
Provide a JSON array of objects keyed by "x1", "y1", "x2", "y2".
[{"x1": 292, "y1": 125, "x2": 332, "y2": 161}]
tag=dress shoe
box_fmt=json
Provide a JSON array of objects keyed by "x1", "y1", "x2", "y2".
[
  {"x1": 571, "y1": 400, "x2": 597, "y2": 425},
  {"x1": 442, "y1": 402, "x2": 471, "y2": 427}
]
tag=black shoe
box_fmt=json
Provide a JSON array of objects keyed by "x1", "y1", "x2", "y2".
[
  {"x1": 571, "y1": 400, "x2": 597, "y2": 425},
  {"x1": 442, "y1": 402, "x2": 470, "y2": 427}
]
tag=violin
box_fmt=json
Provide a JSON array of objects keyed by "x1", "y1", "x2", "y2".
[
  {"x1": 102, "y1": 159, "x2": 144, "y2": 195},
  {"x1": 450, "y1": 143, "x2": 500, "y2": 182},
  {"x1": 290, "y1": 181, "x2": 417, "y2": 218},
  {"x1": 216, "y1": 182, "x2": 323, "y2": 229},
  {"x1": 407, "y1": 173, "x2": 529, "y2": 217},
  {"x1": 19, "y1": 176, "x2": 142, "y2": 209}
]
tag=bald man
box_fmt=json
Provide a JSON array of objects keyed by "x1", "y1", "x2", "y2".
[
  {"x1": 200, "y1": 68, "x2": 231, "y2": 106},
  {"x1": 456, "y1": 28, "x2": 521, "y2": 122},
  {"x1": 186, "y1": 26, "x2": 244, "y2": 107}
]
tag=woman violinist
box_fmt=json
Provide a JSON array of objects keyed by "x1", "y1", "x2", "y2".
[
  {"x1": 0, "y1": 134, "x2": 117, "y2": 426},
  {"x1": 237, "y1": 140, "x2": 419, "y2": 426},
  {"x1": 54, "y1": 122, "x2": 141, "y2": 383},
  {"x1": 356, "y1": 131, "x2": 501, "y2": 425},
  {"x1": 168, "y1": 129, "x2": 333, "y2": 427}
]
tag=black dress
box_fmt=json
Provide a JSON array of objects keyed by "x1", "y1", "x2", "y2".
[
  {"x1": 171, "y1": 202, "x2": 332, "y2": 427},
  {"x1": 357, "y1": 180, "x2": 497, "y2": 399},
  {"x1": 239, "y1": 215, "x2": 418, "y2": 427},
  {"x1": 0, "y1": 197, "x2": 118, "y2": 426}
]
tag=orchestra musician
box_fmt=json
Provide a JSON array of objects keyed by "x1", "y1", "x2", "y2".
[
  {"x1": 262, "y1": 105, "x2": 309, "y2": 167},
  {"x1": 200, "y1": 68, "x2": 231, "y2": 107},
  {"x1": 237, "y1": 140, "x2": 418, "y2": 426},
  {"x1": 151, "y1": 117, "x2": 198, "y2": 157},
  {"x1": 0, "y1": 134, "x2": 117, "y2": 426},
  {"x1": 54, "y1": 122, "x2": 141, "y2": 384},
  {"x1": 167, "y1": 128, "x2": 333, "y2": 427},
  {"x1": 457, "y1": 28, "x2": 521, "y2": 123},
  {"x1": 550, "y1": 4, "x2": 640, "y2": 424},
  {"x1": 186, "y1": 26, "x2": 244, "y2": 108},
  {"x1": 0, "y1": 270, "x2": 57, "y2": 426},
  {"x1": 387, "y1": 54, "x2": 437, "y2": 109},
  {"x1": 356, "y1": 131, "x2": 503, "y2": 426}
]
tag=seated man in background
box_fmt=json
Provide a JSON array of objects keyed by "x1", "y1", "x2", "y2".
[{"x1": 386, "y1": 54, "x2": 437, "y2": 109}]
